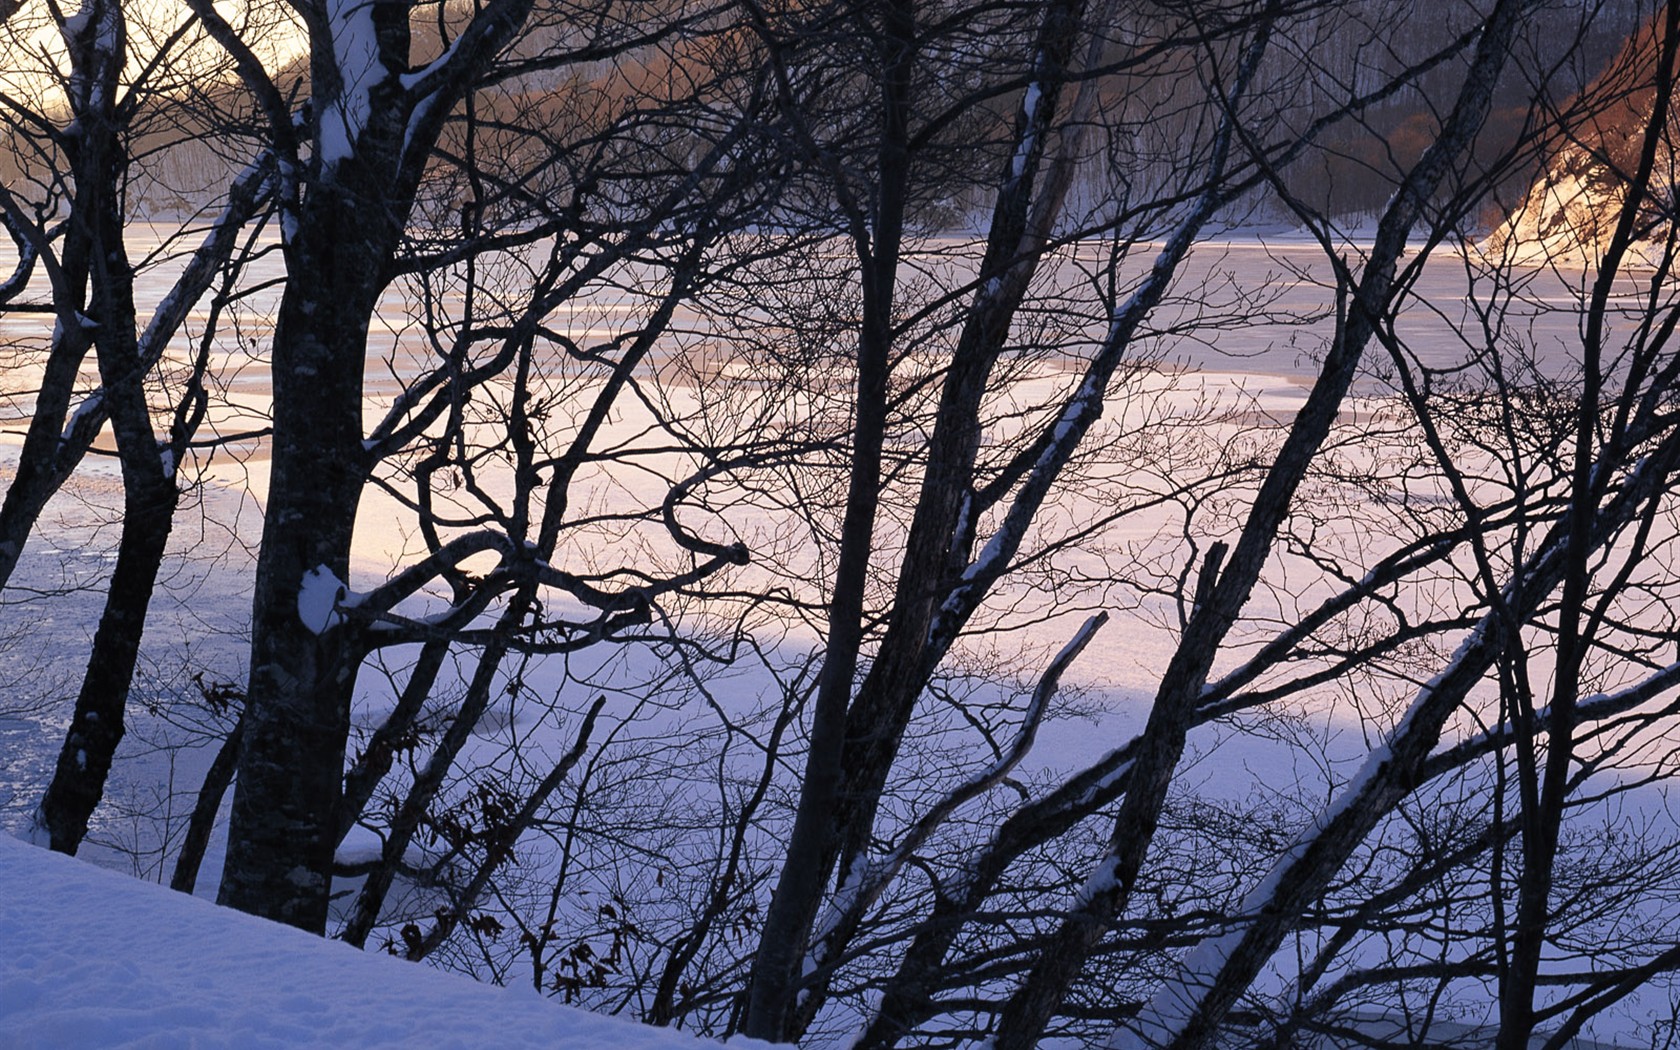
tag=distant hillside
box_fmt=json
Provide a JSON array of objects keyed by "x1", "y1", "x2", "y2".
[
  {"x1": 1, "y1": 1, "x2": 1655, "y2": 228},
  {"x1": 1486, "y1": 10, "x2": 1678, "y2": 267}
]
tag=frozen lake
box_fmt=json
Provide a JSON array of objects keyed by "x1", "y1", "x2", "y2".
[
  {"x1": 0, "y1": 221, "x2": 1638, "y2": 823},
  {"x1": 1, "y1": 221, "x2": 1672, "y2": 1044}
]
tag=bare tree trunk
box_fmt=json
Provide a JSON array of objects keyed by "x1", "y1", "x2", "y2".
[
  {"x1": 216, "y1": 228, "x2": 381, "y2": 929},
  {"x1": 1499, "y1": 6, "x2": 1680, "y2": 1044},
  {"x1": 740, "y1": 0, "x2": 1119, "y2": 1028},
  {"x1": 31, "y1": 0, "x2": 180, "y2": 855},
  {"x1": 740, "y1": 0, "x2": 915, "y2": 1034},
  {"x1": 201, "y1": 0, "x2": 551, "y2": 933},
  {"x1": 6, "y1": 0, "x2": 275, "y2": 857},
  {"x1": 213, "y1": 111, "x2": 406, "y2": 928},
  {"x1": 338, "y1": 594, "x2": 532, "y2": 948},
  {"x1": 335, "y1": 639, "x2": 451, "y2": 842},
  {"x1": 0, "y1": 0, "x2": 115, "y2": 591},
  {"x1": 996, "y1": 2, "x2": 1534, "y2": 1043},
  {"x1": 171, "y1": 714, "x2": 242, "y2": 895},
  {"x1": 34, "y1": 478, "x2": 175, "y2": 852},
  {"x1": 0, "y1": 327, "x2": 97, "y2": 589},
  {"x1": 826, "y1": 0, "x2": 1094, "y2": 907}
]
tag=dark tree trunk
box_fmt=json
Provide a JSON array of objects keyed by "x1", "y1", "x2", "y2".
[
  {"x1": 33, "y1": 1, "x2": 184, "y2": 854},
  {"x1": 171, "y1": 714, "x2": 243, "y2": 895},
  {"x1": 1498, "y1": 7, "x2": 1680, "y2": 1044},
  {"x1": 739, "y1": 0, "x2": 915, "y2": 1035},
  {"x1": 0, "y1": 0, "x2": 113, "y2": 589},
  {"x1": 204, "y1": 0, "x2": 549, "y2": 934},
  {"x1": 823, "y1": 0, "x2": 1090, "y2": 941},
  {"x1": 35, "y1": 479, "x2": 175, "y2": 852},
  {"x1": 0, "y1": 324, "x2": 97, "y2": 588},
  {"x1": 214, "y1": 220, "x2": 380, "y2": 929}
]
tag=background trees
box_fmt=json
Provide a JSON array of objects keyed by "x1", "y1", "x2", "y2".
[
  {"x1": 5, "y1": 0, "x2": 1680, "y2": 1047},
  {"x1": 0, "y1": 0, "x2": 273, "y2": 857}
]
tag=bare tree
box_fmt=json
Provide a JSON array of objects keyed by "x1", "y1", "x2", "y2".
[
  {"x1": 718, "y1": 0, "x2": 1582, "y2": 1042},
  {"x1": 13, "y1": 1, "x2": 1680, "y2": 1048},
  {"x1": 0, "y1": 0, "x2": 273, "y2": 854},
  {"x1": 183, "y1": 0, "x2": 785, "y2": 931}
]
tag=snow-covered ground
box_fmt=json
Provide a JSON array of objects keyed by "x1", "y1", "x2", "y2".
[{"x1": 0, "y1": 833, "x2": 764, "y2": 1050}]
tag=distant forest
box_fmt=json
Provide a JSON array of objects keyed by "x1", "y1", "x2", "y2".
[
  {"x1": 6, "y1": 0, "x2": 1653, "y2": 227},
  {"x1": 68, "y1": 0, "x2": 1653, "y2": 226}
]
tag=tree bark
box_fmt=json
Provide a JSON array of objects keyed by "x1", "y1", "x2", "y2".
[
  {"x1": 33, "y1": 0, "x2": 184, "y2": 855},
  {"x1": 34, "y1": 477, "x2": 175, "y2": 852},
  {"x1": 215, "y1": 209, "x2": 382, "y2": 928},
  {"x1": 1499, "y1": 6, "x2": 1680, "y2": 1044}
]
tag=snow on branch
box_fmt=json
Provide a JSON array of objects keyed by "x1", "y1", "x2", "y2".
[
  {"x1": 138, "y1": 155, "x2": 275, "y2": 365},
  {"x1": 58, "y1": 391, "x2": 104, "y2": 451},
  {"x1": 297, "y1": 564, "x2": 354, "y2": 635},
  {"x1": 320, "y1": 0, "x2": 389, "y2": 167},
  {"x1": 1419, "y1": 656, "x2": 1680, "y2": 782}
]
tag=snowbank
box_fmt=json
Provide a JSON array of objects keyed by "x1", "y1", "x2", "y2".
[{"x1": 0, "y1": 835, "x2": 739, "y2": 1049}]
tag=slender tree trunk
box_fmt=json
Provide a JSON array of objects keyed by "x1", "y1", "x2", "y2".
[
  {"x1": 825, "y1": 0, "x2": 1092, "y2": 924},
  {"x1": 32, "y1": 1, "x2": 184, "y2": 854},
  {"x1": 338, "y1": 595, "x2": 532, "y2": 948},
  {"x1": 171, "y1": 714, "x2": 243, "y2": 895},
  {"x1": 741, "y1": 0, "x2": 914, "y2": 1033},
  {"x1": 1499, "y1": 7, "x2": 1680, "y2": 1043},
  {"x1": 336, "y1": 638, "x2": 451, "y2": 842},
  {"x1": 780, "y1": 5, "x2": 1108, "y2": 1030},
  {"x1": 0, "y1": 325, "x2": 97, "y2": 589},
  {"x1": 0, "y1": 0, "x2": 115, "y2": 589},
  {"x1": 34, "y1": 479, "x2": 174, "y2": 851}
]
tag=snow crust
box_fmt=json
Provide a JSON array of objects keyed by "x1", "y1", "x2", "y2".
[
  {"x1": 1010, "y1": 82, "x2": 1041, "y2": 181},
  {"x1": 0, "y1": 834, "x2": 739, "y2": 1049},
  {"x1": 320, "y1": 0, "x2": 386, "y2": 166},
  {"x1": 296, "y1": 564, "x2": 350, "y2": 634}
]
